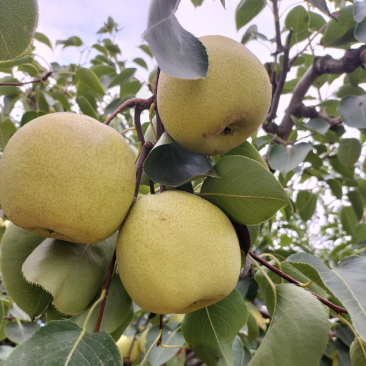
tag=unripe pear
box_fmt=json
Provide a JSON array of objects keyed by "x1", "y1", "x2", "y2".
[
  {"x1": 116, "y1": 335, "x2": 140, "y2": 361},
  {"x1": 139, "y1": 328, "x2": 149, "y2": 353},
  {"x1": 158, "y1": 35, "x2": 272, "y2": 156},
  {"x1": 0, "y1": 112, "x2": 136, "y2": 244},
  {"x1": 168, "y1": 314, "x2": 185, "y2": 324},
  {"x1": 116, "y1": 191, "x2": 241, "y2": 314}
]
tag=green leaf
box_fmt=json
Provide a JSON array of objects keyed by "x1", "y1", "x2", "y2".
[
  {"x1": 323, "y1": 6, "x2": 357, "y2": 47},
  {"x1": 75, "y1": 68, "x2": 105, "y2": 95},
  {"x1": 285, "y1": 6, "x2": 310, "y2": 34},
  {"x1": 0, "y1": 77, "x2": 22, "y2": 96},
  {"x1": 22, "y1": 233, "x2": 117, "y2": 315},
  {"x1": 0, "y1": 56, "x2": 34, "y2": 69},
  {"x1": 357, "y1": 179, "x2": 366, "y2": 205},
  {"x1": 327, "y1": 179, "x2": 343, "y2": 199},
  {"x1": 0, "y1": 0, "x2": 38, "y2": 61},
  {"x1": 182, "y1": 290, "x2": 248, "y2": 366},
  {"x1": 0, "y1": 118, "x2": 17, "y2": 150},
  {"x1": 71, "y1": 275, "x2": 132, "y2": 334},
  {"x1": 120, "y1": 80, "x2": 142, "y2": 98},
  {"x1": 341, "y1": 206, "x2": 359, "y2": 235},
  {"x1": 232, "y1": 336, "x2": 251, "y2": 366},
  {"x1": 91, "y1": 65, "x2": 116, "y2": 78},
  {"x1": 221, "y1": 141, "x2": 269, "y2": 170},
  {"x1": 268, "y1": 143, "x2": 312, "y2": 176},
  {"x1": 92, "y1": 44, "x2": 109, "y2": 56},
  {"x1": 287, "y1": 253, "x2": 366, "y2": 342},
  {"x1": 76, "y1": 96, "x2": 99, "y2": 120},
  {"x1": 306, "y1": 0, "x2": 329, "y2": 15},
  {"x1": 145, "y1": 324, "x2": 185, "y2": 366},
  {"x1": 144, "y1": 132, "x2": 217, "y2": 187},
  {"x1": 304, "y1": 119, "x2": 330, "y2": 135},
  {"x1": 337, "y1": 84, "x2": 365, "y2": 98},
  {"x1": 354, "y1": 0, "x2": 366, "y2": 22},
  {"x1": 33, "y1": 32, "x2": 53, "y2": 50},
  {"x1": 350, "y1": 340, "x2": 366, "y2": 366},
  {"x1": 347, "y1": 190, "x2": 364, "y2": 221},
  {"x1": 355, "y1": 19, "x2": 366, "y2": 42},
  {"x1": 133, "y1": 58, "x2": 148, "y2": 70},
  {"x1": 0, "y1": 346, "x2": 13, "y2": 361},
  {"x1": 5, "y1": 321, "x2": 40, "y2": 344},
  {"x1": 348, "y1": 67, "x2": 366, "y2": 86},
  {"x1": 200, "y1": 156, "x2": 290, "y2": 226},
  {"x1": 143, "y1": 1, "x2": 208, "y2": 79},
  {"x1": 236, "y1": 0, "x2": 266, "y2": 30},
  {"x1": 0, "y1": 223, "x2": 51, "y2": 319},
  {"x1": 248, "y1": 284, "x2": 329, "y2": 366},
  {"x1": 139, "y1": 44, "x2": 153, "y2": 58},
  {"x1": 338, "y1": 138, "x2": 362, "y2": 167},
  {"x1": 56, "y1": 36, "x2": 83, "y2": 48},
  {"x1": 329, "y1": 156, "x2": 355, "y2": 179},
  {"x1": 108, "y1": 68, "x2": 136, "y2": 89},
  {"x1": 5, "y1": 319, "x2": 123, "y2": 366},
  {"x1": 296, "y1": 191, "x2": 317, "y2": 221},
  {"x1": 354, "y1": 223, "x2": 366, "y2": 243},
  {"x1": 20, "y1": 111, "x2": 47, "y2": 127}
]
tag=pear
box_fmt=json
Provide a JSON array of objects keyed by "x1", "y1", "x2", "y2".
[
  {"x1": 168, "y1": 314, "x2": 185, "y2": 324},
  {"x1": 116, "y1": 335, "x2": 140, "y2": 361},
  {"x1": 0, "y1": 112, "x2": 136, "y2": 244},
  {"x1": 157, "y1": 35, "x2": 272, "y2": 156},
  {"x1": 116, "y1": 191, "x2": 241, "y2": 314},
  {"x1": 139, "y1": 328, "x2": 149, "y2": 353}
]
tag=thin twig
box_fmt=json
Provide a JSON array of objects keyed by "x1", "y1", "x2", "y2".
[
  {"x1": 0, "y1": 71, "x2": 53, "y2": 86},
  {"x1": 157, "y1": 314, "x2": 164, "y2": 347},
  {"x1": 94, "y1": 252, "x2": 117, "y2": 332},
  {"x1": 135, "y1": 142, "x2": 154, "y2": 197},
  {"x1": 249, "y1": 251, "x2": 348, "y2": 314},
  {"x1": 272, "y1": 0, "x2": 283, "y2": 53}
]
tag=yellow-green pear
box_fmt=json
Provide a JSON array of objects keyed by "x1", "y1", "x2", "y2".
[
  {"x1": 168, "y1": 314, "x2": 185, "y2": 324},
  {"x1": 116, "y1": 191, "x2": 241, "y2": 314},
  {"x1": 0, "y1": 112, "x2": 136, "y2": 244},
  {"x1": 116, "y1": 335, "x2": 140, "y2": 361},
  {"x1": 157, "y1": 35, "x2": 272, "y2": 156},
  {"x1": 139, "y1": 328, "x2": 149, "y2": 353}
]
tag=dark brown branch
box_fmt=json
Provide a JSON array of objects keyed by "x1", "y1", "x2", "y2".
[
  {"x1": 272, "y1": 0, "x2": 283, "y2": 53},
  {"x1": 149, "y1": 179, "x2": 155, "y2": 194},
  {"x1": 94, "y1": 251, "x2": 117, "y2": 332},
  {"x1": 157, "y1": 314, "x2": 164, "y2": 347},
  {"x1": 135, "y1": 142, "x2": 154, "y2": 197},
  {"x1": 134, "y1": 107, "x2": 145, "y2": 145},
  {"x1": 278, "y1": 46, "x2": 366, "y2": 140},
  {"x1": 0, "y1": 71, "x2": 52, "y2": 86},
  {"x1": 104, "y1": 96, "x2": 155, "y2": 126},
  {"x1": 265, "y1": 29, "x2": 293, "y2": 134},
  {"x1": 249, "y1": 251, "x2": 348, "y2": 314}
]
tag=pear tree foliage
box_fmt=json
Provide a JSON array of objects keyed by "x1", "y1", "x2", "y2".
[{"x1": 0, "y1": 0, "x2": 366, "y2": 365}]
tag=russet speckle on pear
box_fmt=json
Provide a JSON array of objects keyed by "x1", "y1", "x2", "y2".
[
  {"x1": 0, "y1": 112, "x2": 136, "y2": 244},
  {"x1": 116, "y1": 190, "x2": 241, "y2": 315},
  {"x1": 158, "y1": 35, "x2": 272, "y2": 156}
]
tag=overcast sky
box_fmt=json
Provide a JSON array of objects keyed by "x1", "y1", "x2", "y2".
[{"x1": 32, "y1": 0, "x2": 353, "y2": 132}]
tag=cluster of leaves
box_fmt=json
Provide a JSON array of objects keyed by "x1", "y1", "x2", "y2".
[{"x1": 0, "y1": 0, "x2": 365, "y2": 365}]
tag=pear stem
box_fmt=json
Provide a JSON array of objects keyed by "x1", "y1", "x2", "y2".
[
  {"x1": 249, "y1": 251, "x2": 348, "y2": 314},
  {"x1": 94, "y1": 251, "x2": 117, "y2": 333}
]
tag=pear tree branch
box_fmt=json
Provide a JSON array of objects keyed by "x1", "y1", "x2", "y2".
[
  {"x1": 94, "y1": 251, "x2": 117, "y2": 333},
  {"x1": 267, "y1": 45, "x2": 366, "y2": 140},
  {"x1": 249, "y1": 251, "x2": 348, "y2": 314},
  {"x1": 0, "y1": 71, "x2": 53, "y2": 86}
]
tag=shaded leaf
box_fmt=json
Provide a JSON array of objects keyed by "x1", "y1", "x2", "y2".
[
  {"x1": 133, "y1": 58, "x2": 148, "y2": 70},
  {"x1": 347, "y1": 190, "x2": 364, "y2": 221},
  {"x1": 232, "y1": 337, "x2": 251, "y2": 366},
  {"x1": 144, "y1": 132, "x2": 216, "y2": 187},
  {"x1": 268, "y1": 143, "x2": 312, "y2": 176},
  {"x1": 287, "y1": 253, "x2": 366, "y2": 342},
  {"x1": 143, "y1": 0, "x2": 208, "y2": 79},
  {"x1": 200, "y1": 156, "x2": 290, "y2": 226},
  {"x1": 71, "y1": 275, "x2": 132, "y2": 334},
  {"x1": 182, "y1": 290, "x2": 248, "y2": 366},
  {"x1": 305, "y1": 0, "x2": 329, "y2": 15},
  {"x1": 0, "y1": 223, "x2": 51, "y2": 319},
  {"x1": 296, "y1": 191, "x2": 317, "y2": 221},
  {"x1": 5, "y1": 320, "x2": 123, "y2": 366},
  {"x1": 56, "y1": 36, "x2": 83, "y2": 48},
  {"x1": 350, "y1": 339, "x2": 366, "y2": 366},
  {"x1": 5, "y1": 321, "x2": 40, "y2": 344},
  {"x1": 249, "y1": 284, "x2": 329, "y2": 366},
  {"x1": 327, "y1": 179, "x2": 343, "y2": 199},
  {"x1": 0, "y1": 118, "x2": 17, "y2": 150},
  {"x1": 22, "y1": 233, "x2": 117, "y2": 315},
  {"x1": 354, "y1": 1, "x2": 366, "y2": 22},
  {"x1": 338, "y1": 138, "x2": 362, "y2": 167},
  {"x1": 341, "y1": 205, "x2": 359, "y2": 235},
  {"x1": 304, "y1": 119, "x2": 330, "y2": 136},
  {"x1": 355, "y1": 19, "x2": 366, "y2": 42},
  {"x1": 76, "y1": 96, "x2": 99, "y2": 120},
  {"x1": 329, "y1": 156, "x2": 355, "y2": 179}
]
